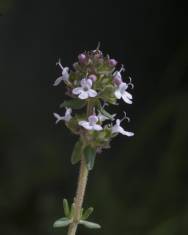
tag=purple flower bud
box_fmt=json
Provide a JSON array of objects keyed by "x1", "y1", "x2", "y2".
[
  {"x1": 88, "y1": 74, "x2": 97, "y2": 81},
  {"x1": 78, "y1": 53, "x2": 86, "y2": 63},
  {"x1": 109, "y1": 59, "x2": 117, "y2": 67}
]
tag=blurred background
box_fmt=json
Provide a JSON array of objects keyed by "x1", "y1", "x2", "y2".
[{"x1": 0, "y1": 0, "x2": 187, "y2": 235}]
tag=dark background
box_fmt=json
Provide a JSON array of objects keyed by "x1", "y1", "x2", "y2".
[{"x1": 0, "y1": 0, "x2": 187, "y2": 235}]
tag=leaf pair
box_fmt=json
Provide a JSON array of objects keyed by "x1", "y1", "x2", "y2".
[
  {"x1": 53, "y1": 218, "x2": 101, "y2": 230},
  {"x1": 71, "y1": 140, "x2": 96, "y2": 171},
  {"x1": 53, "y1": 199, "x2": 101, "y2": 230}
]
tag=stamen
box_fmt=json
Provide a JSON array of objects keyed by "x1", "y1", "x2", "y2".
[
  {"x1": 121, "y1": 111, "x2": 130, "y2": 122},
  {"x1": 119, "y1": 64, "x2": 125, "y2": 73},
  {"x1": 96, "y1": 41, "x2": 101, "y2": 51},
  {"x1": 56, "y1": 58, "x2": 64, "y2": 70},
  {"x1": 128, "y1": 77, "x2": 134, "y2": 89}
]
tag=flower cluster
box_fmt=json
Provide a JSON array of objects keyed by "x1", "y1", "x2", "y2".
[{"x1": 53, "y1": 45, "x2": 134, "y2": 162}]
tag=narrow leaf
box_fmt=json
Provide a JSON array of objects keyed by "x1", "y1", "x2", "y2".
[
  {"x1": 70, "y1": 203, "x2": 75, "y2": 218},
  {"x1": 79, "y1": 220, "x2": 101, "y2": 229},
  {"x1": 60, "y1": 99, "x2": 86, "y2": 109},
  {"x1": 63, "y1": 199, "x2": 70, "y2": 217},
  {"x1": 84, "y1": 146, "x2": 96, "y2": 171},
  {"x1": 82, "y1": 207, "x2": 94, "y2": 220},
  {"x1": 53, "y1": 217, "x2": 72, "y2": 228},
  {"x1": 71, "y1": 139, "x2": 83, "y2": 165},
  {"x1": 80, "y1": 208, "x2": 84, "y2": 217}
]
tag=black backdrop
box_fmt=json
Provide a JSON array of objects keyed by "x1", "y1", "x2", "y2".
[{"x1": 0, "y1": 0, "x2": 187, "y2": 235}]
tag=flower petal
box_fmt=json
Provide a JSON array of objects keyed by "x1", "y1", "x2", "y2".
[
  {"x1": 116, "y1": 126, "x2": 127, "y2": 135},
  {"x1": 124, "y1": 91, "x2": 132, "y2": 99},
  {"x1": 88, "y1": 115, "x2": 98, "y2": 124},
  {"x1": 79, "y1": 121, "x2": 92, "y2": 130},
  {"x1": 72, "y1": 87, "x2": 83, "y2": 95},
  {"x1": 111, "y1": 124, "x2": 119, "y2": 134},
  {"x1": 78, "y1": 91, "x2": 89, "y2": 99},
  {"x1": 53, "y1": 76, "x2": 63, "y2": 86},
  {"x1": 80, "y1": 78, "x2": 87, "y2": 87},
  {"x1": 123, "y1": 131, "x2": 134, "y2": 137},
  {"x1": 93, "y1": 124, "x2": 103, "y2": 131},
  {"x1": 86, "y1": 79, "x2": 93, "y2": 88},
  {"x1": 122, "y1": 94, "x2": 133, "y2": 104},
  {"x1": 88, "y1": 89, "x2": 97, "y2": 97},
  {"x1": 62, "y1": 73, "x2": 69, "y2": 81},
  {"x1": 114, "y1": 89, "x2": 121, "y2": 99},
  {"x1": 119, "y1": 82, "x2": 128, "y2": 92},
  {"x1": 118, "y1": 127, "x2": 134, "y2": 136}
]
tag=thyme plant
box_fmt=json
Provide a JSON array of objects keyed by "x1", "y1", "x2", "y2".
[{"x1": 53, "y1": 44, "x2": 134, "y2": 235}]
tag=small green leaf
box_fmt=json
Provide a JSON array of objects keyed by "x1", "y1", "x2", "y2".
[
  {"x1": 60, "y1": 99, "x2": 86, "y2": 109},
  {"x1": 79, "y1": 220, "x2": 101, "y2": 229},
  {"x1": 53, "y1": 217, "x2": 72, "y2": 228},
  {"x1": 70, "y1": 203, "x2": 75, "y2": 218},
  {"x1": 80, "y1": 208, "x2": 84, "y2": 217},
  {"x1": 71, "y1": 139, "x2": 83, "y2": 165},
  {"x1": 100, "y1": 85, "x2": 115, "y2": 96},
  {"x1": 84, "y1": 146, "x2": 96, "y2": 171},
  {"x1": 99, "y1": 85, "x2": 117, "y2": 104},
  {"x1": 82, "y1": 207, "x2": 94, "y2": 220},
  {"x1": 63, "y1": 199, "x2": 70, "y2": 217}
]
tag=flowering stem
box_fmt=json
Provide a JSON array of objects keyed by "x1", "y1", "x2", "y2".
[
  {"x1": 67, "y1": 157, "x2": 89, "y2": 235},
  {"x1": 67, "y1": 102, "x2": 92, "y2": 235}
]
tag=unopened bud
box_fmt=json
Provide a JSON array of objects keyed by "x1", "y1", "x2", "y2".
[
  {"x1": 88, "y1": 74, "x2": 97, "y2": 81},
  {"x1": 78, "y1": 53, "x2": 86, "y2": 63},
  {"x1": 109, "y1": 59, "x2": 117, "y2": 67}
]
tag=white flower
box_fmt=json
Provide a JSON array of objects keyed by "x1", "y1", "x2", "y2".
[
  {"x1": 53, "y1": 108, "x2": 72, "y2": 124},
  {"x1": 111, "y1": 119, "x2": 134, "y2": 136},
  {"x1": 114, "y1": 82, "x2": 133, "y2": 104},
  {"x1": 79, "y1": 115, "x2": 102, "y2": 131},
  {"x1": 53, "y1": 60, "x2": 69, "y2": 86},
  {"x1": 72, "y1": 78, "x2": 97, "y2": 99}
]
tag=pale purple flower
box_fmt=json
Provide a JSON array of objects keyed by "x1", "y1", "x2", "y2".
[
  {"x1": 114, "y1": 82, "x2": 133, "y2": 104},
  {"x1": 53, "y1": 60, "x2": 69, "y2": 86},
  {"x1": 79, "y1": 115, "x2": 103, "y2": 131},
  {"x1": 53, "y1": 108, "x2": 72, "y2": 124},
  {"x1": 111, "y1": 119, "x2": 134, "y2": 136},
  {"x1": 72, "y1": 78, "x2": 97, "y2": 99}
]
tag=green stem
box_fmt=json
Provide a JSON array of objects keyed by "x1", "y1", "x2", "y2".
[{"x1": 67, "y1": 157, "x2": 88, "y2": 235}]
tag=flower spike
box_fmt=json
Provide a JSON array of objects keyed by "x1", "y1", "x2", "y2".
[{"x1": 52, "y1": 44, "x2": 135, "y2": 234}]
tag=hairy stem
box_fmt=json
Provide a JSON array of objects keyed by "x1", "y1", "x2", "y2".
[{"x1": 67, "y1": 156, "x2": 89, "y2": 235}]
